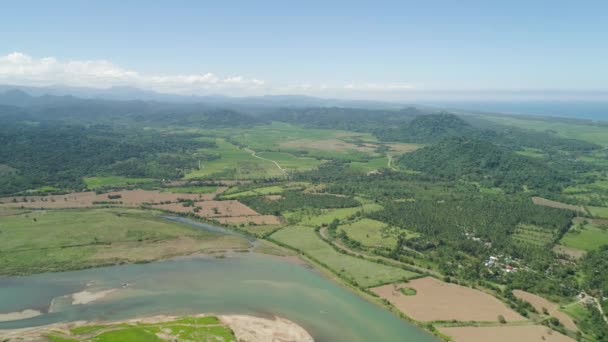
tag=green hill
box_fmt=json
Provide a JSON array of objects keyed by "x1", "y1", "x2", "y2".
[
  {"x1": 397, "y1": 137, "x2": 568, "y2": 192},
  {"x1": 375, "y1": 113, "x2": 474, "y2": 143}
]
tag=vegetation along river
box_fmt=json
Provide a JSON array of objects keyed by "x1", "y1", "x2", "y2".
[{"x1": 0, "y1": 218, "x2": 437, "y2": 341}]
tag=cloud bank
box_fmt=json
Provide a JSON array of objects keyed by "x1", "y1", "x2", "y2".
[
  {"x1": 0, "y1": 52, "x2": 423, "y2": 97},
  {"x1": 0, "y1": 52, "x2": 267, "y2": 95}
]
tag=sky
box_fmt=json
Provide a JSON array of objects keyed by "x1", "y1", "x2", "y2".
[{"x1": 1, "y1": 0, "x2": 607, "y2": 101}]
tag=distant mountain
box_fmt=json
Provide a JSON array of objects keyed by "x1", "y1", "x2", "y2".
[
  {"x1": 397, "y1": 137, "x2": 568, "y2": 191},
  {"x1": 0, "y1": 84, "x2": 406, "y2": 110}
]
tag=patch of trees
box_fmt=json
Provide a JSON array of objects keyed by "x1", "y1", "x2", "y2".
[
  {"x1": 374, "y1": 113, "x2": 475, "y2": 143},
  {"x1": 0, "y1": 120, "x2": 215, "y2": 194},
  {"x1": 238, "y1": 191, "x2": 360, "y2": 215}
]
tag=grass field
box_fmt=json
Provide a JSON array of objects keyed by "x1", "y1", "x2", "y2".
[
  {"x1": 84, "y1": 176, "x2": 155, "y2": 189},
  {"x1": 349, "y1": 157, "x2": 389, "y2": 173},
  {"x1": 559, "y1": 221, "x2": 608, "y2": 251},
  {"x1": 185, "y1": 139, "x2": 285, "y2": 179},
  {"x1": 161, "y1": 186, "x2": 218, "y2": 194},
  {"x1": 0, "y1": 209, "x2": 247, "y2": 275},
  {"x1": 222, "y1": 185, "x2": 285, "y2": 199},
  {"x1": 44, "y1": 315, "x2": 236, "y2": 342},
  {"x1": 588, "y1": 206, "x2": 608, "y2": 218},
  {"x1": 479, "y1": 115, "x2": 608, "y2": 146},
  {"x1": 286, "y1": 203, "x2": 383, "y2": 227},
  {"x1": 271, "y1": 225, "x2": 418, "y2": 287},
  {"x1": 339, "y1": 218, "x2": 398, "y2": 248},
  {"x1": 255, "y1": 151, "x2": 323, "y2": 171}
]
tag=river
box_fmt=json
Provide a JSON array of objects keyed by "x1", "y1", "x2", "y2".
[{"x1": 0, "y1": 218, "x2": 437, "y2": 341}]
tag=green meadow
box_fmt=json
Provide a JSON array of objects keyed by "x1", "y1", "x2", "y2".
[
  {"x1": 559, "y1": 222, "x2": 608, "y2": 251},
  {"x1": 271, "y1": 225, "x2": 418, "y2": 287},
  {"x1": 84, "y1": 176, "x2": 155, "y2": 189}
]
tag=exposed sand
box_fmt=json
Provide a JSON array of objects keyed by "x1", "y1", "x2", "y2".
[
  {"x1": 439, "y1": 324, "x2": 575, "y2": 342},
  {"x1": 220, "y1": 315, "x2": 313, "y2": 342},
  {"x1": 371, "y1": 277, "x2": 524, "y2": 322},
  {"x1": 513, "y1": 290, "x2": 578, "y2": 331},
  {"x1": 0, "y1": 314, "x2": 314, "y2": 342},
  {"x1": 0, "y1": 309, "x2": 42, "y2": 322},
  {"x1": 71, "y1": 289, "x2": 118, "y2": 305},
  {"x1": 532, "y1": 197, "x2": 587, "y2": 213}
]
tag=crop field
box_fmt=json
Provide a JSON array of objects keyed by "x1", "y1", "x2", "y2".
[
  {"x1": 439, "y1": 325, "x2": 574, "y2": 342},
  {"x1": 271, "y1": 225, "x2": 418, "y2": 287},
  {"x1": 559, "y1": 221, "x2": 608, "y2": 251},
  {"x1": 185, "y1": 139, "x2": 285, "y2": 179},
  {"x1": 531, "y1": 196, "x2": 587, "y2": 213},
  {"x1": 371, "y1": 277, "x2": 524, "y2": 322},
  {"x1": 0, "y1": 209, "x2": 248, "y2": 275},
  {"x1": 338, "y1": 218, "x2": 398, "y2": 248},
  {"x1": 512, "y1": 224, "x2": 555, "y2": 246},
  {"x1": 84, "y1": 176, "x2": 155, "y2": 189},
  {"x1": 512, "y1": 290, "x2": 577, "y2": 331}
]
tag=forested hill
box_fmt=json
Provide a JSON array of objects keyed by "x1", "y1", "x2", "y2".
[
  {"x1": 0, "y1": 90, "x2": 264, "y2": 128},
  {"x1": 374, "y1": 113, "x2": 474, "y2": 143},
  {"x1": 397, "y1": 137, "x2": 569, "y2": 192}
]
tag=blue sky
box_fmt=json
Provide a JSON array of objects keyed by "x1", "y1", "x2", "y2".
[{"x1": 1, "y1": 0, "x2": 607, "y2": 100}]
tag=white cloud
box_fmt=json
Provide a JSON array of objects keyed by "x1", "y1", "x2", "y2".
[
  {"x1": 0, "y1": 52, "x2": 266, "y2": 94},
  {"x1": 0, "y1": 52, "x2": 420, "y2": 97}
]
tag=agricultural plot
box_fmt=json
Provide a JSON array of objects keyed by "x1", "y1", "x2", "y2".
[
  {"x1": 513, "y1": 290, "x2": 577, "y2": 331},
  {"x1": 338, "y1": 218, "x2": 399, "y2": 248},
  {"x1": 559, "y1": 221, "x2": 608, "y2": 251},
  {"x1": 531, "y1": 197, "x2": 587, "y2": 213},
  {"x1": 349, "y1": 157, "x2": 389, "y2": 173},
  {"x1": 84, "y1": 176, "x2": 155, "y2": 189},
  {"x1": 0, "y1": 209, "x2": 248, "y2": 275},
  {"x1": 371, "y1": 277, "x2": 524, "y2": 322},
  {"x1": 271, "y1": 225, "x2": 418, "y2": 287},
  {"x1": 512, "y1": 224, "x2": 555, "y2": 246},
  {"x1": 0, "y1": 189, "x2": 221, "y2": 209},
  {"x1": 439, "y1": 325, "x2": 574, "y2": 342}
]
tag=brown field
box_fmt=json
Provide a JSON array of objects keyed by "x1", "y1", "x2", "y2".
[
  {"x1": 553, "y1": 245, "x2": 586, "y2": 260},
  {"x1": 153, "y1": 200, "x2": 259, "y2": 217},
  {"x1": 215, "y1": 215, "x2": 282, "y2": 225},
  {"x1": 0, "y1": 188, "x2": 225, "y2": 209},
  {"x1": 439, "y1": 325, "x2": 574, "y2": 342},
  {"x1": 532, "y1": 197, "x2": 587, "y2": 213},
  {"x1": 151, "y1": 200, "x2": 281, "y2": 226},
  {"x1": 371, "y1": 277, "x2": 524, "y2": 322},
  {"x1": 264, "y1": 195, "x2": 283, "y2": 201},
  {"x1": 513, "y1": 290, "x2": 578, "y2": 331},
  {"x1": 280, "y1": 138, "x2": 376, "y2": 152},
  {"x1": 385, "y1": 143, "x2": 421, "y2": 153}
]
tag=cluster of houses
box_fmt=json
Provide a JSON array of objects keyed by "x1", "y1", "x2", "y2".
[{"x1": 483, "y1": 255, "x2": 519, "y2": 273}]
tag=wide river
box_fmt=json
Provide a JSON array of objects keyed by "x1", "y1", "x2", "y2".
[{"x1": 0, "y1": 219, "x2": 438, "y2": 341}]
